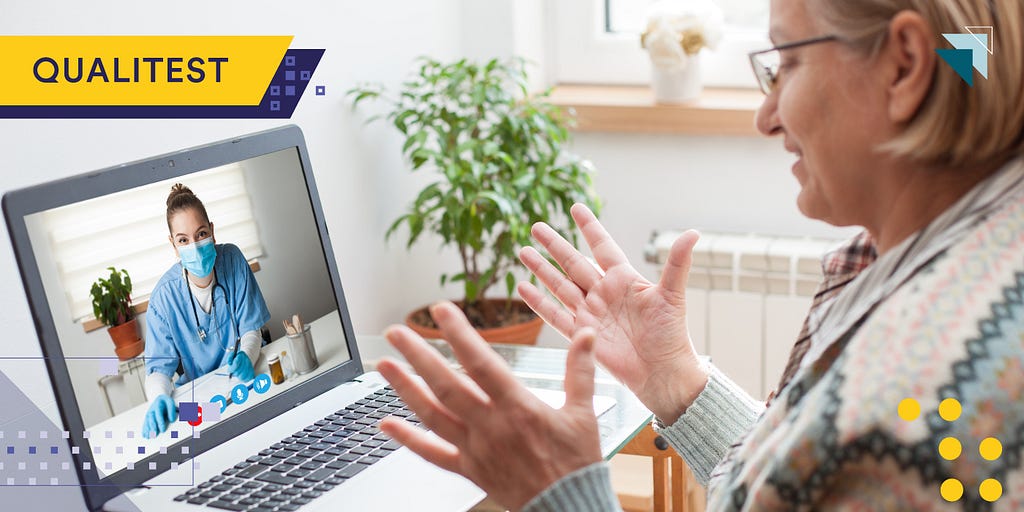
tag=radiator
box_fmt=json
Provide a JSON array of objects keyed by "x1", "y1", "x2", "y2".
[{"x1": 644, "y1": 231, "x2": 841, "y2": 399}]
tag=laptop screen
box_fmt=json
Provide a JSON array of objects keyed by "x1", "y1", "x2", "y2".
[{"x1": 3, "y1": 126, "x2": 363, "y2": 506}]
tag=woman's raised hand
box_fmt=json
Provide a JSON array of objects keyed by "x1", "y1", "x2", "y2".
[
  {"x1": 377, "y1": 302, "x2": 603, "y2": 510},
  {"x1": 518, "y1": 204, "x2": 708, "y2": 423}
]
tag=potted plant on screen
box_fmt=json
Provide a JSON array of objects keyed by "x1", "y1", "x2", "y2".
[
  {"x1": 348, "y1": 57, "x2": 602, "y2": 344},
  {"x1": 90, "y1": 267, "x2": 144, "y2": 360}
]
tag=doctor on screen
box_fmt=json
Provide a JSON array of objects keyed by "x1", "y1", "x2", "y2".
[{"x1": 141, "y1": 183, "x2": 271, "y2": 438}]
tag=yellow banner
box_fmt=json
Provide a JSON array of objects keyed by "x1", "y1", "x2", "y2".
[{"x1": 0, "y1": 36, "x2": 293, "y2": 106}]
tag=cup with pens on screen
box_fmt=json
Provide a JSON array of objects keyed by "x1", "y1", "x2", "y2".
[
  {"x1": 281, "y1": 314, "x2": 319, "y2": 377},
  {"x1": 219, "y1": 313, "x2": 319, "y2": 386}
]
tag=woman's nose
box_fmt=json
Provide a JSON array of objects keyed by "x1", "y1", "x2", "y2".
[{"x1": 755, "y1": 90, "x2": 783, "y2": 137}]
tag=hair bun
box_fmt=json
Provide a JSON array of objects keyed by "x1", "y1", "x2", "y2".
[{"x1": 166, "y1": 183, "x2": 195, "y2": 208}]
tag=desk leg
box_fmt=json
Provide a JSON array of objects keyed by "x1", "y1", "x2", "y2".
[
  {"x1": 671, "y1": 456, "x2": 686, "y2": 512},
  {"x1": 653, "y1": 457, "x2": 669, "y2": 512}
]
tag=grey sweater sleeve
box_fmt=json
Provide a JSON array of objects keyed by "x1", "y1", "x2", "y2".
[
  {"x1": 519, "y1": 364, "x2": 762, "y2": 510},
  {"x1": 653, "y1": 363, "x2": 765, "y2": 486},
  {"x1": 520, "y1": 462, "x2": 622, "y2": 512}
]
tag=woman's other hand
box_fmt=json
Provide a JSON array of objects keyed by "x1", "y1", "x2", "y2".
[
  {"x1": 377, "y1": 302, "x2": 602, "y2": 511},
  {"x1": 519, "y1": 203, "x2": 707, "y2": 424}
]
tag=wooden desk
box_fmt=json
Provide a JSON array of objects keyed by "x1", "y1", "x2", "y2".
[{"x1": 618, "y1": 424, "x2": 703, "y2": 512}]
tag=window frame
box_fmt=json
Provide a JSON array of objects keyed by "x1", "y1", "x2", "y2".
[{"x1": 550, "y1": 0, "x2": 770, "y2": 88}]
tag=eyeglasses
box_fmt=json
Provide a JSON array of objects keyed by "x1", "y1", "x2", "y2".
[{"x1": 748, "y1": 35, "x2": 839, "y2": 95}]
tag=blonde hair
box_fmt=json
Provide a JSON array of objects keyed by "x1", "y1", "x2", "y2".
[{"x1": 809, "y1": 0, "x2": 1024, "y2": 169}]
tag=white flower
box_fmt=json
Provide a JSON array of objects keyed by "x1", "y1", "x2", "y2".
[{"x1": 642, "y1": 0, "x2": 725, "y2": 70}]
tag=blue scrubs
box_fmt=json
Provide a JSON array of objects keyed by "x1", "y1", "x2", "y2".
[{"x1": 144, "y1": 243, "x2": 271, "y2": 385}]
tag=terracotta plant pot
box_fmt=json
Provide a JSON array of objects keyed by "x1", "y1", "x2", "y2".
[
  {"x1": 108, "y1": 318, "x2": 144, "y2": 360},
  {"x1": 405, "y1": 298, "x2": 544, "y2": 345}
]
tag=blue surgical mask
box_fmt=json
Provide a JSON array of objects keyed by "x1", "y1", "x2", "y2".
[{"x1": 179, "y1": 238, "x2": 217, "y2": 278}]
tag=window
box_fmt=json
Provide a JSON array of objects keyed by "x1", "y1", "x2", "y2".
[
  {"x1": 36, "y1": 163, "x2": 264, "y2": 322},
  {"x1": 551, "y1": 0, "x2": 769, "y2": 87}
]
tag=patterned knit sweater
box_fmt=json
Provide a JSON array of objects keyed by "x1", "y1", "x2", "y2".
[{"x1": 523, "y1": 158, "x2": 1024, "y2": 512}]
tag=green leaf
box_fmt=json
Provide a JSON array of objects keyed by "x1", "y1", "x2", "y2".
[
  {"x1": 348, "y1": 89, "x2": 380, "y2": 110},
  {"x1": 402, "y1": 130, "x2": 428, "y2": 156},
  {"x1": 505, "y1": 271, "x2": 516, "y2": 297},
  {"x1": 393, "y1": 110, "x2": 417, "y2": 134},
  {"x1": 407, "y1": 216, "x2": 425, "y2": 249},
  {"x1": 385, "y1": 214, "x2": 410, "y2": 241}
]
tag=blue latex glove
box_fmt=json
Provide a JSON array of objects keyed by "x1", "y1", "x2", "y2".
[
  {"x1": 228, "y1": 351, "x2": 255, "y2": 382},
  {"x1": 141, "y1": 394, "x2": 177, "y2": 439}
]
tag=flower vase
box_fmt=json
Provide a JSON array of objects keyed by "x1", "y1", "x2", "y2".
[{"x1": 651, "y1": 56, "x2": 702, "y2": 104}]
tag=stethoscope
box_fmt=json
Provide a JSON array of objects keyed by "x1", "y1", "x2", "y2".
[{"x1": 184, "y1": 268, "x2": 238, "y2": 347}]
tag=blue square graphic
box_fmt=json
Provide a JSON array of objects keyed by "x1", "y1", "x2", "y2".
[
  {"x1": 28, "y1": 446, "x2": 36, "y2": 454},
  {"x1": 171, "y1": 431, "x2": 179, "y2": 439},
  {"x1": 285, "y1": 70, "x2": 296, "y2": 81},
  {"x1": 285, "y1": 85, "x2": 296, "y2": 97},
  {"x1": 137, "y1": 446, "x2": 145, "y2": 455},
  {"x1": 270, "y1": 85, "x2": 280, "y2": 96},
  {"x1": 270, "y1": 101, "x2": 280, "y2": 112},
  {"x1": 285, "y1": 56, "x2": 295, "y2": 67},
  {"x1": 178, "y1": 402, "x2": 199, "y2": 423},
  {"x1": 6, "y1": 446, "x2": 12, "y2": 454},
  {"x1": 50, "y1": 446, "x2": 58, "y2": 454},
  {"x1": 315, "y1": 86, "x2": 325, "y2": 96},
  {"x1": 300, "y1": 70, "x2": 311, "y2": 81}
]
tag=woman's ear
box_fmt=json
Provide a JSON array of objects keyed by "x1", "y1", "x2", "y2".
[
  {"x1": 883, "y1": 10, "x2": 937, "y2": 123},
  {"x1": 209, "y1": 221, "x2": 215, "y2": 244},
  {"x1": 168, "y1": 235, "x2": 179, "y2": 258}
]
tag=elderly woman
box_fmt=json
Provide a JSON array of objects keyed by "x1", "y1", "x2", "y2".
[{"x1": 376, "y1": 0, "x2": 1024, "y2": 510}]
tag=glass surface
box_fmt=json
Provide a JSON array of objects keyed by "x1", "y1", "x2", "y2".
[
  {"x1": 24, "y1": 147, "x2": 351, "y2": 478},
  {"x1": 424, "y1": 339, "x2": 653, "y2": 459},
  {"x1": 605, "y1": 0, "x2": 768, "y2": 34}
]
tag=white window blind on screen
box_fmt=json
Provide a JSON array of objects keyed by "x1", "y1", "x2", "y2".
[{"x1": 41, "y1": 163, "x2": 265, "y2": 322}]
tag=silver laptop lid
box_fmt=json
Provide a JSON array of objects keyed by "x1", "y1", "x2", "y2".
[{"x1": 2, "y1": 125, "x2": 365, "y2": 510}]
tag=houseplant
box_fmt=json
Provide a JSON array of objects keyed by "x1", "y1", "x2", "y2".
[
  {"x1": 349, "y1": 57, "x2": 602, "y2": 344},
  {"x1": 90, "y1": 267, "x2": 144, "y2": 360}
]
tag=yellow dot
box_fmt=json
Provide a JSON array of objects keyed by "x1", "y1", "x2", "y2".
[
  {"x1": 979, "y1": 479, "x2": 1002, "y2": 502},
  {"x1": 898, "y1": 398, "x2": 921, "y2": 421},
  {"x1": 938, "y1": 437, "x2": 962, "y2": 460},
  {"x1": 939, "y1": 398, "x2": 962, "y2": 421},
  {"x1": 941, "y1": 478, "x2": 964, "y2": 502},
  {"x1": 980, "y1": 437, "x2": 1003, "y2": 461}
]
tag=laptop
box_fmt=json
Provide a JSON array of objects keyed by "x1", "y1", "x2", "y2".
[{"x1": 2, "y1": 125, "x2": 487, "y2": 511}]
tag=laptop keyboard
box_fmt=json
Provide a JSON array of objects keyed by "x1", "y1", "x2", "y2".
[{"x1": 174, "y1": 386, "x2": 420, "y2": 511}]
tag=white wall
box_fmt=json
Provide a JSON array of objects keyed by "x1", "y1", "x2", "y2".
[{"x1": 241, "y1": 148, "x2": 338, "y2": 341}]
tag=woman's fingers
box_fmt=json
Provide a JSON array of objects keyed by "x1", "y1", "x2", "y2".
[
  {"x1": 376, "y1": 357, "x2": 467, "y2": 445},
  {"x1": 563, "y1": 328, "x2": 597, "y2": 414},
  {"x1": 569, "y1": 203, "x2": 630, "y2": 272},
  {"x1": 384, "y1": 325, "x2": 489, "y2": 421},
  {"x1": 519, "y1": 246, "x2": 586, "y2": 311},
  {"x1": 379, "y1": 417, "x2": 461, "y2": 475},
  {"x1": 430, "y1": 302, "x2": 523, "y2": 404},
  {"x1": 659, "y1": 230, "x2": 700, "y2": 296},
  {"x1": 517, "y1": 282, "x2": 574, "y2": 338},
  {"x1": 530, "y1": 222, "x2": 602, "y2": 291}
]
